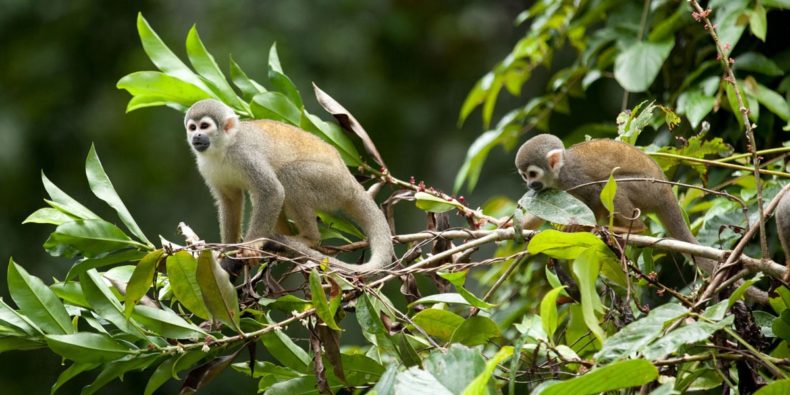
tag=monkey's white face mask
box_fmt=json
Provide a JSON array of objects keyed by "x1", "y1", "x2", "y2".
[
  {"x1": 185, "y1": 115, "x2": 239, "y2": 155},
  {"x1": 518, "y1": 148, "x2": 564, "y2": 192}
]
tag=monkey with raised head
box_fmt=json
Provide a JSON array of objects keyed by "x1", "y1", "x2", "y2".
[
  {"x1": 183, "y1": 99, "x2": 393, "y2": 275},
  {"x1": 515, "y1": 134, "x2": 767, "y2": 302}
]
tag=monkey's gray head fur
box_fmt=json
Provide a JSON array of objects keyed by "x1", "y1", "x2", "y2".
[
  {"x1": 184, "y1": 99, "x2": 240, "y2": 155},
  {"x1": 514, "y1": 134, "x2": 566, "y2": 191}
]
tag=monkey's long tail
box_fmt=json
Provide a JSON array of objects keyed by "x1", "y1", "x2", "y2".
[
  {"x1": 659, "y1": 202, "x2": 769, "y2": 303},
  {"x1": 330, "y1": 193, "x2": 394, "y2": 274}
]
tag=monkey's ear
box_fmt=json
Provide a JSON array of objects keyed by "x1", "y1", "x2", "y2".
[
  {"x1": 223, "y1": 115, "x2": 239, "y2": 133},
  {"x1": 546, "y1": 149, "x2": 564, "y2": 172}
]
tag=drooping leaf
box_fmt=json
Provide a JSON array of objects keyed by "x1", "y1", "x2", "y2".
[
  {"x1": 461, "y1": 346, "x2": 513, "y2": 395},
  {"x1": 415, "y1": 192, "x2": 464, "y2": 214},
  {"x1": 165, "y1": 251, "x2": 209, "y2": 319},
  {"x1": 45, "y1": 333, "x2": 135, "y2": 363},
  {"x1": 437, "y1": 271, "x2": 496, "y2": 309},
  {"x1": 749, "y1": 3, "x2": 767, "y2": 41},
  {"x1": 308, "y1": 269, "x2": 341, "y2": 331},
  {"x1": 81, "y1": 354, "x2": 161, "y2": 395},
  {"x1": 144, "y1": 351, "x2": 207, "y2": 395},
  {"x1": 528, "y1": 229, "x2": 626, "y2": 287},
  {"x1": 734, "y1": 52, "x2": 783, "y2": 76},
  {"x1": 572, "y1": 250, "x2": 606, "y2": 343},
  {"x1": 185, "y1": 26, "x2": 243, "y2": 110},
  {"x1": 124, "y1": 249, "x2": 163, "y2": 317},
  {"x1": 355, "y1": 293, "x2": 385, "y2": 335},
  {"x1": 22, "y1": 208, "x2": 76, "y2": 226},
  {"x1": 181, "y1": 349, "x2": 242, "y2": 394},
  {"x1": 50, "y1": 362, "x2": 100, "y2": 395},
  {"x1": 7, "y1": 259, "x2": 73, "y2": 335},
  {"x1": 195, "y1": 250, "x2": 239, "y2": 330},
  {"x1": 116, "y1": 71, "x2": 213, "y2": 112},
  {"x1": 596, "y1": 303, "x2": 688, "y2": 363},
  {"x1": 536, "y1": 359, "x2": 658, "y2": 395},
  {"x1": 519, "y1": 189, "x2": 596, "y2": 226},
  {"x1": 745, "y1": 82, "x2": 790, "y2": 121},
  {"x1": 260, "y1": 315, "x2": 310, "y2": 371},
  {"x1": 614, "y1": 39, "x2": 674, "y2": 92},
  {"x1": 600, "y1": 172, "x2": 617, "y2": 228},
  {"x1": 540, "y1": 286, "x2": 566, "y2": 341},
  {"x1": 132, "y1": 305, "x2": 206, "y2": 340}
]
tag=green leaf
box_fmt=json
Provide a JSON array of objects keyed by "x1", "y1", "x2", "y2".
[
  {"x1": 572, "y1": 250, "x2": 605, "y2": 343},
  {"x1": 260, "y1": 322, "x2": 310, "y2": 371},
  {"x1": 596, "y1": 303, "x2": 688, "y2": 363},
  {"x1": 85, "y1": 144, "x2": 152, "y2": 246},
  {"x1": 332, "y1": 354, "x2": 385, "y2": 386},
  {"x1": 185, "y1": 26, "x2": 242, "y2": 110},
  {"x1": 250, "y1": 91, "x2": 301, "y2": 125},
  {"x1": 409, "y1": 293, "x2": 471, "y2": 307},
  {"x1": 267, "y1": 43, "x2": 304, "y2": 109},
  {"x1": 308, "y1": 269, "x2": 341, "y2": 331},
  {"x1": 50, "y1": 362, "x2": 100, "y2": 395},
  {"x1": 41, "y1": 172, "x2": 98, "y2": 220},
  {"x1": 540, "y1": 286, "x2": 566, "y2": 340},
  {"x1": 536, "y1": 359, "x2": 658, "y2": 395},
  {"x1": 600, "y1": 172, "x2": 617, "y2": 228},
  {"x1": 734, "y1": 52, "x2": 783, "y2": 76},
  {"x1": 773, "y1": 309, "x2": 790, "y2": 342},
  {"x1": 81, "y1": 354, "x2": 161, "y2": 395},
  {"x1": 116, "y1": 71, "x2": 212, "y2": 112},
  {"x1": 424, "y1": 345, "x2": 486, "y2": 395},
  {"x1": 195, "y1": 250, "x2": 239, "y2": 330},
  {"x1": 0, "y1": 336, "x2": 45, "y2": 352},
  {"x1": 355, "y1": 293, "x2": 385, "y2": 335},
  {"x1": 412, "y1": 309, "x2": 465, "y2": 342},
  {"x1": 49, "y1": 282, "x2": 90, "y2": 308},
  {"x1": 642, "y1": 316, "x2": 733, "y2": 360},
  {"x1": 132, "y1": 305, "x2": 205, "y2": 340},
  {"x1": 755, "y1": 379, "x2": 790, "y2": 395},
  {"x1": 616, "y1": 101, "x2": 655, "y2": 144},
  {"x1": 267, "y1": 376, "x2": 334, "y2": 395},
  {"x1": 135, "y1": 13, "x2": 208, "y2": 91},
  {"x1": 450, "y1": 316, "x2": 500, "y2": 346},
  {"x1": 0, "y1": 297, "x2": 40, "y2": 335},
  {"x1": 414, "y1": 192, "x2": 464, "y2": 214},
  {"x1": 677, "y1": 89, "x2": 716, "y2": 129},
  {"x1": 45, "y1": 333, "x2": 135, "y2": 363},
  {"x1": 165, "y1": 251, "x2": 209, "y2": 319},
  {"x1": 372, "y1": 365, "x2": 398, "y2": 395},
  {"x1": 300, "y1": 111, "x2": 362, "y2": 167},
  {"x1": 124, "y1": 249, "x2": 163, "y2": 317},
  {"x1": 762, "y1": 0, "x2": 790, "y2": 9},
  {"x1": 614, "y1": 39, "x2": 674, "y2": 92},
  {"x1": 746, "y1": 82, "x2": 790, "y2": 121},
  {"x1": 437, "y1": 271, "x2": 496, "y2": 309},
  {"x1": 395, "y1": 367, "x2": 453, "y2": 395},
  {"x1": 229, "y1": 55, "x2": 265, "y2": 101},
  {"x1": 258, "y1": 294, "x2": 312, "y2": 313},
  {"x1": 80, "y1": 269, "x2": 147, "y2": 340},
  {"x1": 144, "y1": 351, "x2": 207, "y2": 395},
  {"x1": 461, "y1": 346, "x2": 513, "y2": 395},
  {"x1": 519, "y1": 189, "x2": 596, "y2": 226},
  {"x1": 44, "y1": 219, "x2": 141, "y2": 258},
  {"x1": 749, "y1": 4, "x2": 767, "y2": 41},
  {"x1": 22, "y1": 207, "x2": 75, "y2": 226},
  {"x1": 7, "y1": 259, "x2": 73, "y2": 335},
  {"x1": 528, "y1": 230, "x2": 606, "y2": 260}
]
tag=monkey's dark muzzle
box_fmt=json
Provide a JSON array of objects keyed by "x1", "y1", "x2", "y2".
[{"x1": 191, "y1": 135, "x2": 210, "y2": 152}]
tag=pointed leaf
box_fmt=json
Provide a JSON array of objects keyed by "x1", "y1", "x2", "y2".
[
  {"x1": 595, "y1": 303, "x2": 688, "y2": 363},
  {"x1": 196, "y1": 250, "x2": 239, "y2": 330},
  {"x1": 23, "y1": 207, "x2": 76, "y2": 226},
  {"x1": 536, "y1": 359, "x2": 658, "y2": 395},
  {"x1": 80, "y1": 269, "x2": 147, "y2": 339},
  {"x1": 125, "y1": 249, "x2": 163, "y2": 317},
  {"x1": 66, "y1": 249, "x2": 146, "y2": 281},
  {"x1": 50, "y1": 362, "x2": 100, "y2": 395},
  {"x1": 424, "y1": 345, "x2": 486, "y2": 395},
  {"x1": 181, "y1": 349, "x2": 242, "y2": 394},
  {"x1": 44, "y1": 219, "x2": 142, "y2": 258},
  {"x1": 86, "y1": 144, "x2": 152, "y2": 246},
  {"x1": 461, "y1": 346, "x2": 513, "y2": 395},
  {"x1": 7, "y1": 259, "x2": 73, "y2": 334},
  {"x1": 144, "y1": 351, "x2": 207, "y2": 395},
  {"x1": 229, "y1": 55, "x2": 265, "y2": 100},
  {"x1": 309, "y1": 269, "x2": 341, "y2": 331},
  {"x1": 117, "y1": 71, "x2": 213, "y2": 112},
  {"x1": 135, "y1": 13, "x2": 208, "y2": 91},
  {"x1": 132, "y1": 305, "x2": 205, "y2": 340},
  {"x1": 412, "y1": 309, "x2": 464, "y2": 341},
  {"x1": 250, "y1": 91, "x2": 301, "y2": 125},
  {"x1": 185, "y1": 26, "x2": 242, "y2": 109},
  {"x1": 45, "y1": 333, "x2": 135, "y2": 363},
  {"x1": 415, "y1": 192, "x2": 464, "y2": 214},
  {"x1": 450, "y1": 316, "x2": 500, "y2": 346},
  {"x1": 519, "y1": 189, "x2": 596, "y2": 226},
  {"x1": 614, "y1": 39, "x2": 674, "y2": 92},
  {"x1": 540, "y1": 286, "x2": 566, "y2": 340},
  {"x1": 301, "y1": 111, "x2": 362, "y2": 166},
  {"x1": 41, "y1": 172, "x2": 98, "y2": 220},
  {"x1": 572, "y1": 250, "x2": 605, "y2": 343},
  {"x1": 166, "y1": 251, "x2": 209, "y2": 319},
  {"x1": 260, "y1": 320, "x2": 310, "y2": 370}
]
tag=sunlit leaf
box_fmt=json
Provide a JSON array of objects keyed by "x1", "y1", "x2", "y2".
[
  {"x1": 540, "y1": 286, "x2": 566, "y2": 341},
  {"x1": 535, "y1": 359, "x2": 658, "y2": 395},
  {"x1": 461, "y1": 346, "x2": 513, "y2": 395},
  {"x1": 132, "y1": 305, "x2": 205, "y2": 340},
  {"x1": 117, "y1": 71, "x2": 213, "y2": 112},
  {"x1": 43, "y1": 219, "x2": 142, "y2": 258},
  {"x1": 614, "y1": 39, "x2": 674, "y2": 92},
  {"x1": 124, "y1": 249, "x2": 163, "y2": 317},
  {"x1": 250, "y1": 91, "x2": 301, "y2": 125},
  {"x1": 41, "y1": 172, "x2": 98, "y2": 220},
  {"x1": 22, "y1": 208, "x2": 75, "y2": 226},
  {"x1": 185, "y1": 26, "x2": 244, "y2": 111},
  {"x1": 572, "y1": 250, "x2": 605, "y2": 343},
  {"x1": 437, "y1": 271, "x2": 495, "y2": 309},
  {"x1": 166, "y1": 251, "x2": 209, "y2": 319},
  {"x1": 412, "y1": 309, "x2": 465, "y2": 342},
  {"x1": 414, "y1": 192, "x2": 464, "y2": 214},
  {"x1": 45, "y1": 333, "x2": 135, "y2": 363},
  {"x1": 7, "y1": 259, "x2": 73, "y2": 335},
  {"x1": 196, "y1": 250, "x2": 239, "y2": 331},
  {"x1": 80, "y1": 269, "x2": 147, "y2": 340}
]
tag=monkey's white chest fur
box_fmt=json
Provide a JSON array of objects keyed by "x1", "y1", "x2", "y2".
[{"x1": 196, "y1": 154, "x2": 248, "y2": 190}]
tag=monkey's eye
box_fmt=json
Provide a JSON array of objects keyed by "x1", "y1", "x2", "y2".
[
  {"x1": 200, "y1": 122, "x2": 210, "y2": 129},
  {"x1": 188, "y1": 124, "x2": 196, "y2": 131},
  {"x1": 528, "y1": 171, "x2": 538, "y2": 178}
]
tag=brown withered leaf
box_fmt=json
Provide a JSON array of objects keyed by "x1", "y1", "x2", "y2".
[{"x1": 313, "y1": 83, "x2": 386, "y2": 168}]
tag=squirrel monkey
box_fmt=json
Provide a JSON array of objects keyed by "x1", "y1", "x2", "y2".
[
  {"x1": 184, "y1": 99, "x2": 393, "y2": 274},
  {"x1": 515, "y1": 134, "x2": 767, "y2": 302},
  {"x1": 776, "y1": 192, "x2": 790, "y2": 282}
]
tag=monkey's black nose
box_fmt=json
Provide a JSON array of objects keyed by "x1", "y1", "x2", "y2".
[
  {"x1": 191, "y1": 134, "x2": 210, "y2": 152},
  {"x1": 529, "y1": 181, "x2": 543, "y2": 191}
]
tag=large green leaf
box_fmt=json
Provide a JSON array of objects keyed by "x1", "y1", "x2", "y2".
[
  {"x1": 395, "y1": 367, "x2": 453, "y2": 395},
  {"x1": 117, "y1": 71, "x2": 213, "y2": 112},
  {"x1": 50, "y1": 362, "x2": 100, "y2": 395},
  {"x1": 41, "y1": 172, "x2": 98, "y2": 220},
  {"x1": 614, "y1": 39, "x2": 674, "y2": 92},
  {"x1": 135, "y1": 13, "x2": 208, "y2": 92},
  {"x1": 0, "y1": 297, "x2": 40, "y2": 336},
  {"x1": 746, "y1": 82, "x2": 790, "y2": 121},
  {"x1": 85, "y1": 144, "x2": 152, "y2": 246},
  {"x1": 300, "y1": 111, "x2": 362, "y2": 166},
  {"x1": 82, "y1": 354, "x2": 161, "y2": 395},
  {"x1": 677, "y1": 89, "x2": 716, "y2": 129},
  {"x1": 449, "y1": 316, "x2": 500, "y2": 346},
  {"x1": 250, "y1": 91, "x2": 301, "y2": 125},
  {"x1": 461, "y1": 346, "x2": 513, "y2": 395},
  {"x1": 755, "y1": 379, "x2": 790, "y2": 395},
  {"x1": 540, "y1": 286, "x2": 566, "y2": 341},
  {"x1": 22, "y1": 207, "x2": 75, "y2": 226},
  {"x1": 642, "y1": 316, "x2": 733, "y2": 360},
  {"x1": 267, "y1": 43, "x2": 303, "y2": 109},
  {"x1": 415, "y1": 192, "x2": 465, "y2": 214},
  {"x1": 185, "y1": 26, "x2": 243, "y2": 110},
  {"x1": 165, "y1": 251, "x2": 209, "y2": 319},
  {"x1": 144, "y1": 351, "x2": 207, "y2": 395},
  {"x1": 80, "y1": 269, "x2": 147, "y2": 340},
  {"x1": 66, "y1": 249, "x2": 146, "y2": 281},
  {"x1": 424, "y1": 345, "x2": 487, "y2": 395},
  {"x1": 44, "y1": 219, "x2": 142, "y2": 258},
  {"x1": 572, "y1": 250, "x2": 605, "y2": 343},
  {"x1": 355, "y1": 293, "x2": 385, "y2": 335},
  {"x1": 412, "y1": 309, "x2": 465, "y2": 342},
  {"x1": 527, "y1": 230, "x2": 605, "y2": 260},
  {"x1": 308, "y1": 269, "x2": 341, "y2": 331},
  {"x1": 195, "y1": 250, "x2": 239, "y2": 331},
  {"x1": 518, "y1": 189, "x2": 596, "y2": 226},
  {"x1": 124, "y1": 249, "x2": 163, "y2": 317},
  {"x1": 7, "y1": 259, "x2": 73, "y2": 335},
  {"x1": 260, "y1": 321, "x2": 310, "y2": 371},
  {"x1": 229, "y1": 55, "x2": 265, "y2": 101},
  {"x1": 536, "y1": 359, "x2": 658, "y2": 395},
  {"x1": 45, "y1": 333, "x2": 136, "y2": 363}
]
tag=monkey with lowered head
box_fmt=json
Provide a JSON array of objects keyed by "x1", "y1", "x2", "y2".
[
  {"x1": 183, "y1": 99, "x2": 393, "y2": 275},
  {"x1": 515, "y1": 133, "x2": 767, "y2": 302}
]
